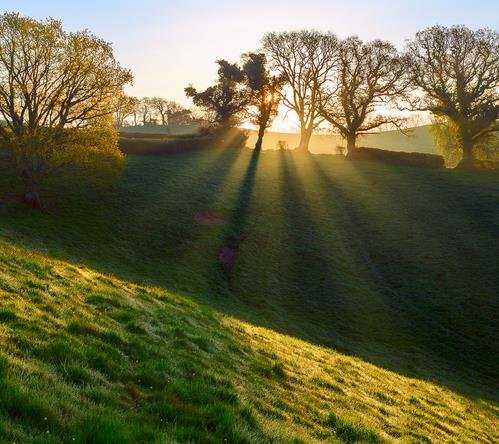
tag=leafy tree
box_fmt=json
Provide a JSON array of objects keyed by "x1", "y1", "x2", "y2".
[
  {"x1": 263, "y1": 31, "x2": 338, "y2": 153},
  {"x1": 406, "y1": 25, "x2": 498, "y2": 168},
  {"x1": 185, "y1": 60, "x2": 249, "y2": 129},
  {"x1": 432, "y1": 117, "x2": 498, "y2": 167},
  {"x1": 318, "y1": 37, "x2": 407, "y2": 155},
  {"x1": 0, "y1": 13, "x2": 131, "y2": 206},
  {"x1": 242, "y1": 52, "x2": 285, "y2": 151}
]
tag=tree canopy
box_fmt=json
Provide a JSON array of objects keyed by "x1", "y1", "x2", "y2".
[
  {"x1": 405, "y1": 25, "x2": 498, "y2": 167},
  {"x1": 185, "y1": 60, "x2": 249, "y2": 129},
  {"x1": 318, "y1": 37, "x2": 407, "y2": 154},
  {"x1": 242, "y1": 52, "x2": 285, "y2": 151},
  {"x1": 0, "y1": 12, "x2": 132, "y2": 205}
]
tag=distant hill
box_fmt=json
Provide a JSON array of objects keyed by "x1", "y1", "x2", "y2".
[
  {"x1": 247, "y1": 125, "x2": 436, "y2": 154},
  {"x1": 120, "y1": 124, "x2": 437, "y2": 155}
]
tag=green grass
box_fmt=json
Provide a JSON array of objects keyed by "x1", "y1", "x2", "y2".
[{"x1": 0, "y1": 147, "x2": 498, "y2": 442}]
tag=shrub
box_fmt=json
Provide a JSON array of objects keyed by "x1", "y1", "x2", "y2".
[{"x1": 348, "y1": 147, "x2": 444, "y2": 169}]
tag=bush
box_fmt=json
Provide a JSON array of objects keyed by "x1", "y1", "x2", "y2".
[
  {"x1": 119, "y1": 128, "x2": 248, "y2": 156},
  {"x1": 3, "y1": 117, "x2": 123, "y2": 207},
  {"x1": 348, "y1": 147, "x2": 444, "y2": 169},
  {"x1": 431, "y1": 118, "x2": 499, "y2": 168}
]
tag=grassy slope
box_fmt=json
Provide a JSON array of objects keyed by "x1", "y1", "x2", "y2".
[
  {"x1": 120, "y1": 124, "x2": 436, "y2": 154},
  {"x1": 0, "y1": 148, "x2": 498, "y2": 442}
]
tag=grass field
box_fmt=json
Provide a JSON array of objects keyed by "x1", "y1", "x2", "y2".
[
  {"x1": 246, "y1": 125, "x2": 436, "y2": 154},
  {"x1": 120, "y1": 124, "x2": 437, "y2": 154},
  {"x1": 0, "y1": 146, "x2": 498, "y2": 442}
]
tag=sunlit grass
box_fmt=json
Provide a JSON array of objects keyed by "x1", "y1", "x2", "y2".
[{"x1": 0, "y1": 240, "x2": 497, "y2": 442}]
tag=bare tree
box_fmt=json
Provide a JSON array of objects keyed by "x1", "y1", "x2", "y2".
[
  {"x1": 405, "y1": 25, "x2": 498, "y2": 168},
  {"x1": 148, "y1": 97, "x2": 167, "y2": 125},
  {"x1": 242, "y1": 52, "x2": 285, "y2": 151},
  {"x1": 114, "y1": 94, "x2": 139, "y2": 128},
  {"x1": 318, "y1": 37, "x2": 407, "y2": 155},
  {"x1": 137, "y1": 97, "x2": 154, "y2": 125},
  {"x1": 263, "y1": 30, "x2": 338, "y2": 153}
]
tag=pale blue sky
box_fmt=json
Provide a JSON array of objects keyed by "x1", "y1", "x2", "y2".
[{"x1": 4, "y1": 1, "x2": 498, "y2": 129}]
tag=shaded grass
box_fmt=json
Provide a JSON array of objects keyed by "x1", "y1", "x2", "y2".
[{"x1": 0, "y1": 147, "x2": 498, "y2": 441}]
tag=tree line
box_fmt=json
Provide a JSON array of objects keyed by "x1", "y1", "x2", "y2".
[
  {"x1": 114, "y1": 96, "x2": 196, "y2": 128},
  {"x1": 0, "y1": 12, "x2": 497, "y2": 208},
  {"x1": 186, "y1": 27, "x2": 498, "y2": 167}
]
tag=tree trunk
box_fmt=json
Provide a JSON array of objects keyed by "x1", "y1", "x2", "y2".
[
  {"x1": 296, "y1": 125, "x2": 313, "y2": 153},
  {"x1": 254, "y1": 125, "x2": 266, "y2": 152},
  {"x1": 346, "y1": 134, "x2": 358, "y2": 157},
  {"x1": 457, "y1": 139, "x2": 475, "y2": 169}
]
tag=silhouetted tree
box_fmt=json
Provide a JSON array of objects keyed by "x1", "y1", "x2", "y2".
[
  {"x1": 0, "y1": 13, "x2": 131, "y2": 206},
  {"x1": 165, "y1": 101, "x2": 192, "y2": 126},
  {"x1": 242, "y1": 52, "x2": 285, "y2": 151},
  {"x1": 137, "y1": 98, "x2": 154, "y2": 125},
  {"x1": 263, "y1": 31, "x2": 338, "y2": 153},
  {"x1": 149, "y1": 97, "x2": 169, "y2": 125},
  {"x1": 406, "y1": 25, "x2": 498, "y2": 168},
  {"x1": 185, "y1": 60, "x2": 249, "y2": 129},
  {"x1": 318, "y1": 37, "x2": 407, "y2": 155}
]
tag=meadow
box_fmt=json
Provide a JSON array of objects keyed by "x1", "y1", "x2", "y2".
[
  {"x1": 121, "y1": 124, "x2": 437, "y2": 154},
  {"x1": 0, "y1": 144, "x2": 497, "y2": 442}
]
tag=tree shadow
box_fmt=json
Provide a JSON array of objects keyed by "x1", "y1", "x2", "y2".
[
  {"x1": 207, "y1": 148, "x2": 262, "y2": 295},
  {"x1": 0, "y1": 147, "x2": 242, "y2": 287},
  {"x1": 307, "y1": 156, "x2": 499, "y2": 400},
  {"x1": 1, "y1": 148, "x2": 497, "y2": 403}
]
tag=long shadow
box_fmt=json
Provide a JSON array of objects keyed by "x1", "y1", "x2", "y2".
[
  {"x1": 115, "y1": 146, "x2": 243, "y2": 263},
  {"x1": 0, "y1": 147, "x2": 242, "y2": 288},
  {"x1": 276, "y1": 152, "x2": 350, "y2": 340},
  {"x1": 2, "y1": 148, "x2": 497, "y2": 403},
  {"x1": 309, "y1": 156, "x2": 499, "y2": 400},
  {"x1": 207, "y1": 148, "x2": 262, "y2": 295}
]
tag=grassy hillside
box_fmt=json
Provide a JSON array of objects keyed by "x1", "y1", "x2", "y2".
[
  {"x1": 246, "y1": 125, "x2": 436, "y2": 154},
  {"x1": 0, "y1": 147, "x2": 498, "y2": 442},
  {"x1": 120, "y1": 124, "x2": 436, "y2": 154}
]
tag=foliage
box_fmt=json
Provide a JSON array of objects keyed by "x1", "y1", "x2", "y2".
[
  {"x1": 0, "y1": 12, "x2": 131, "y2": 198},
  {"x1": 347, "y1": 145, "x2": 444, "y2": 168},
  {"x1": 185, "y1": 60, "x2": 249, "y2": 129},
  {"x1": 119, "y1": 128, "x2": 247, "y2": 156},
  {"x1": 431, "y1": 117, "x2": 499, "y2": 168},
  {"x1": 5, "y1": 117, "x2": 123, "y2": 195},
  {"x1": 114, "y1": 95, "x2": 139, "y2": 128},
  {"x1": 405, "y1": 25, "x2": 499, "y2": 166},
  {"x1": 241, "y1": 52, "x2": 285, "y2": 151}
]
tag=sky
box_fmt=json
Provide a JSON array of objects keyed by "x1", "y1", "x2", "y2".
[{"x1": 3, "y1": 0, "x2": 498, "y2": 131}]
